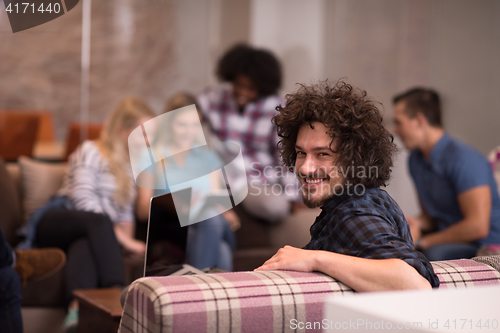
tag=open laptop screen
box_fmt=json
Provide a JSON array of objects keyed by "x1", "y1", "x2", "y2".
[{"x1": 143, "y1": 189, "x2": 190, "y2": 276}]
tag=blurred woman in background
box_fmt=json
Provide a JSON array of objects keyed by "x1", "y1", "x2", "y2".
[
  {"x1": 25, "y1": 97, "x2": 155, "y2": 332},
  {"x1": 136, "y1": 92, "x2": 238, "y2": 272}
]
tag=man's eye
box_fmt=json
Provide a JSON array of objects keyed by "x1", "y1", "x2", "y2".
[
  {"x1": 296, "y1": 151, "x2": 305, "y2": 155},
  {"x1": 318, "y1": 153, "x2": 329, "y2": 156}
]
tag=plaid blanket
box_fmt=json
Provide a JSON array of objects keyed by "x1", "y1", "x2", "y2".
[{"x1": 119, "y1": 257, "x2": 500, "y2": 333}]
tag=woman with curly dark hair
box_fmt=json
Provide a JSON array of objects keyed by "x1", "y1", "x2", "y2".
[
  {"x1": 256, "y1": 80, "x2": 439, "y2": 292},
  {"x1": 197, "y1": 44, "x2": 298, "y2": 224}
]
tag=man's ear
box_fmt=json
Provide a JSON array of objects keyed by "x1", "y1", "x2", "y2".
[{"x1": 415, "y1": 112, "x2": 428, "y2": 128}]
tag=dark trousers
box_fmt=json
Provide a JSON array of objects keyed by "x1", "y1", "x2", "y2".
[
  {"x1": 0, "y1": 266, "x2": 22, "y2": 333},
  {"x1": 0, "y1": 226, "x2": 22, "y2": 333},
  {"x1": 36, "y1": 209, "x2": 125, "y2": 304}
]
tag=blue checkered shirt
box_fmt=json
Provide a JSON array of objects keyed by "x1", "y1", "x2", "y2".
[{"x1": 304, "y1": 187, "x2": 440, "y2": 288}]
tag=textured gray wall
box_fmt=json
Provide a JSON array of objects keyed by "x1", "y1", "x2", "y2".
[
  {"x1": 324, "y1": 0, "x2": 500, "y2": 214},
  {"x1": 250, "y1": 0, "x2": 500, "y2": 215},
  {"x1": 325, "y1": 0, "x2": 500, "y2": 156}
]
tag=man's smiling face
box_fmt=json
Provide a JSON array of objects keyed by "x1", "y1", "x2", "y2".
[{"x1": 295, "y1": 121, "x2": 344, "y2": 208}]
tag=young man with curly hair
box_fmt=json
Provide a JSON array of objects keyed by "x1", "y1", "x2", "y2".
[{"x1": 256, "y1": 81, "x2": 439, "y2": 291}]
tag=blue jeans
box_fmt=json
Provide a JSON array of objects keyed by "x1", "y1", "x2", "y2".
[
  {"x1": 423, "y1": 243, "x2": 480, "y2": 261},
  {"x1": 0, "y1": 266, "x2": 22, "y2": 333},
  {"x1": 187, "y1": 215, "x2": 235, "y2": 271}
]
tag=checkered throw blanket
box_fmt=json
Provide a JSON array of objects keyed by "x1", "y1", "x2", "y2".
[{"x1": 119, "y1": 257, "x2": 500, "y2": 333}]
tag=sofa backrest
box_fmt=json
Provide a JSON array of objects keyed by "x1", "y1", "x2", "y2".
[
  {"x1": 118, "y1": 256, "x2": 500, "y2": 333},
  {"x1": 16, "y1": 156, "x2": 67, "y2": 220}
]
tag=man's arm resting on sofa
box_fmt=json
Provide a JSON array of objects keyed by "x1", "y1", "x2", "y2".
[
  {"x1": 420, "y1": 185, "x2": 491, "y2": 250},
  {"x1": 255, "y1": 245, "x2": 431, "y2": 292}
]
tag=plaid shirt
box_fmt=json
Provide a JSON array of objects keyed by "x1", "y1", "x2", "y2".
[
  {"x1": 197, "y1": 85, "x2": 285, "y2": 185},
  {"x1": 304, "y1": 187, "x2": 440, "y2": 288}
]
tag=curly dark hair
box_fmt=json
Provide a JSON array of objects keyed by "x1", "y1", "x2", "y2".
[
  {"x1": 273, "y1": 80, "x2": 398, "y2": 188},
  {"x1": 217, "y1": 44, "x2": 282, "y2": 96}
]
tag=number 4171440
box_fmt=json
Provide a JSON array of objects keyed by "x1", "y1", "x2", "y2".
[
  {"x1": 5, "y1": 3, "x2": 61, "y2": 14},
  {"x1": 444, "y1": 319, "x2": 498, "y2": 330}
]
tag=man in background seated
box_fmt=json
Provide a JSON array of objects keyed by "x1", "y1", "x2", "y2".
[
  {"x1": 0, "y1": 225, "x2": 65, "y2": 333},
  {"x1": 197, "y1": 44, "x2": 301, "y2": 224},
  {"x1": 392, "y1": 88, "x2": 500, "y2": 260},
  {"x1": 256, "y1": 81, "x2": 439, "y2": 291}
]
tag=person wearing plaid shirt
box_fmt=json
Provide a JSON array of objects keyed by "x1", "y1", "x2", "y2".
[
  {"x1": 256, "y1": 80, "x2": 439, "y2": 291},
  {"x1": 197, "y1": 83, "x2": 283, "y2": 184},
  {"x1": 197, "y1": 44, "x2": 300, "y2": 223}
]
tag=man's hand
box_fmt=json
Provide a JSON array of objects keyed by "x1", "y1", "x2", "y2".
[{"x1": 255, "y1": 245, "x2": 316, "y2": 272}]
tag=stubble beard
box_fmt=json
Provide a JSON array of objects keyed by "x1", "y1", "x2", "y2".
[{"x1": 301, "y1": 183, "x2": 336, "y2": 208}]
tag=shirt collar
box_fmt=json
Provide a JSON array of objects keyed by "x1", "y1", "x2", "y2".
[{"x1": 321, "y1": 191, "x2": 350, "y2": 212}]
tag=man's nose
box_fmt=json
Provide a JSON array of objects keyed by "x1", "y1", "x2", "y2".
[{"x1": 298, "y1": 156, "x2": 318, "y2": 177}]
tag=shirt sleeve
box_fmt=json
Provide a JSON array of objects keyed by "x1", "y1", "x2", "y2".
[
  {"x1": 116, "y1": 203, "x2": 135, "y2": 223},
  {"x1": 196, "y1": 88, "x2": 210, "y2": 120},
  {"x1": 66, "y1": 143, "x2": 106, "y2": 215},
  {"x1": 340, "y1": 214, "x2": 440, "y2": 288},
  {"x1": 196, "y1": 86, "x2": 223, "y2": 133},
  {"x1": 449, "y1": 148, "x2": 492, "y2": 194}
]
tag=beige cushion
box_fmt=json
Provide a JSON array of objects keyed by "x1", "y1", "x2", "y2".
[
  {"x1": 5, "y1": 162, "x2": 21, "y2": 199},
  {"x1": 18, "y1": 156, "x2": 67, "y2": 220}
]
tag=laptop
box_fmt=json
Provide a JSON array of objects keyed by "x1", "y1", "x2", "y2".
[{"x1": 143, "y1": 188, "x2": 205, "y2": 277}]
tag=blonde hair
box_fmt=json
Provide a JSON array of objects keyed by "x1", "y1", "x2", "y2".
[{"x1": 98, "y1": 97, "x2": 156, "y2": 205}]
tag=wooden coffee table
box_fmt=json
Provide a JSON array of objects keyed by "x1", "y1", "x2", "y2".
[{"x1": 73, "y1": 288, "x2": 123, "y2": 333}]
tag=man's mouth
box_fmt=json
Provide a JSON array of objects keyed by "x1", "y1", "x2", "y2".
[{"x1": 303, "y1": 177, "x2": 328, "y2": 187}]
